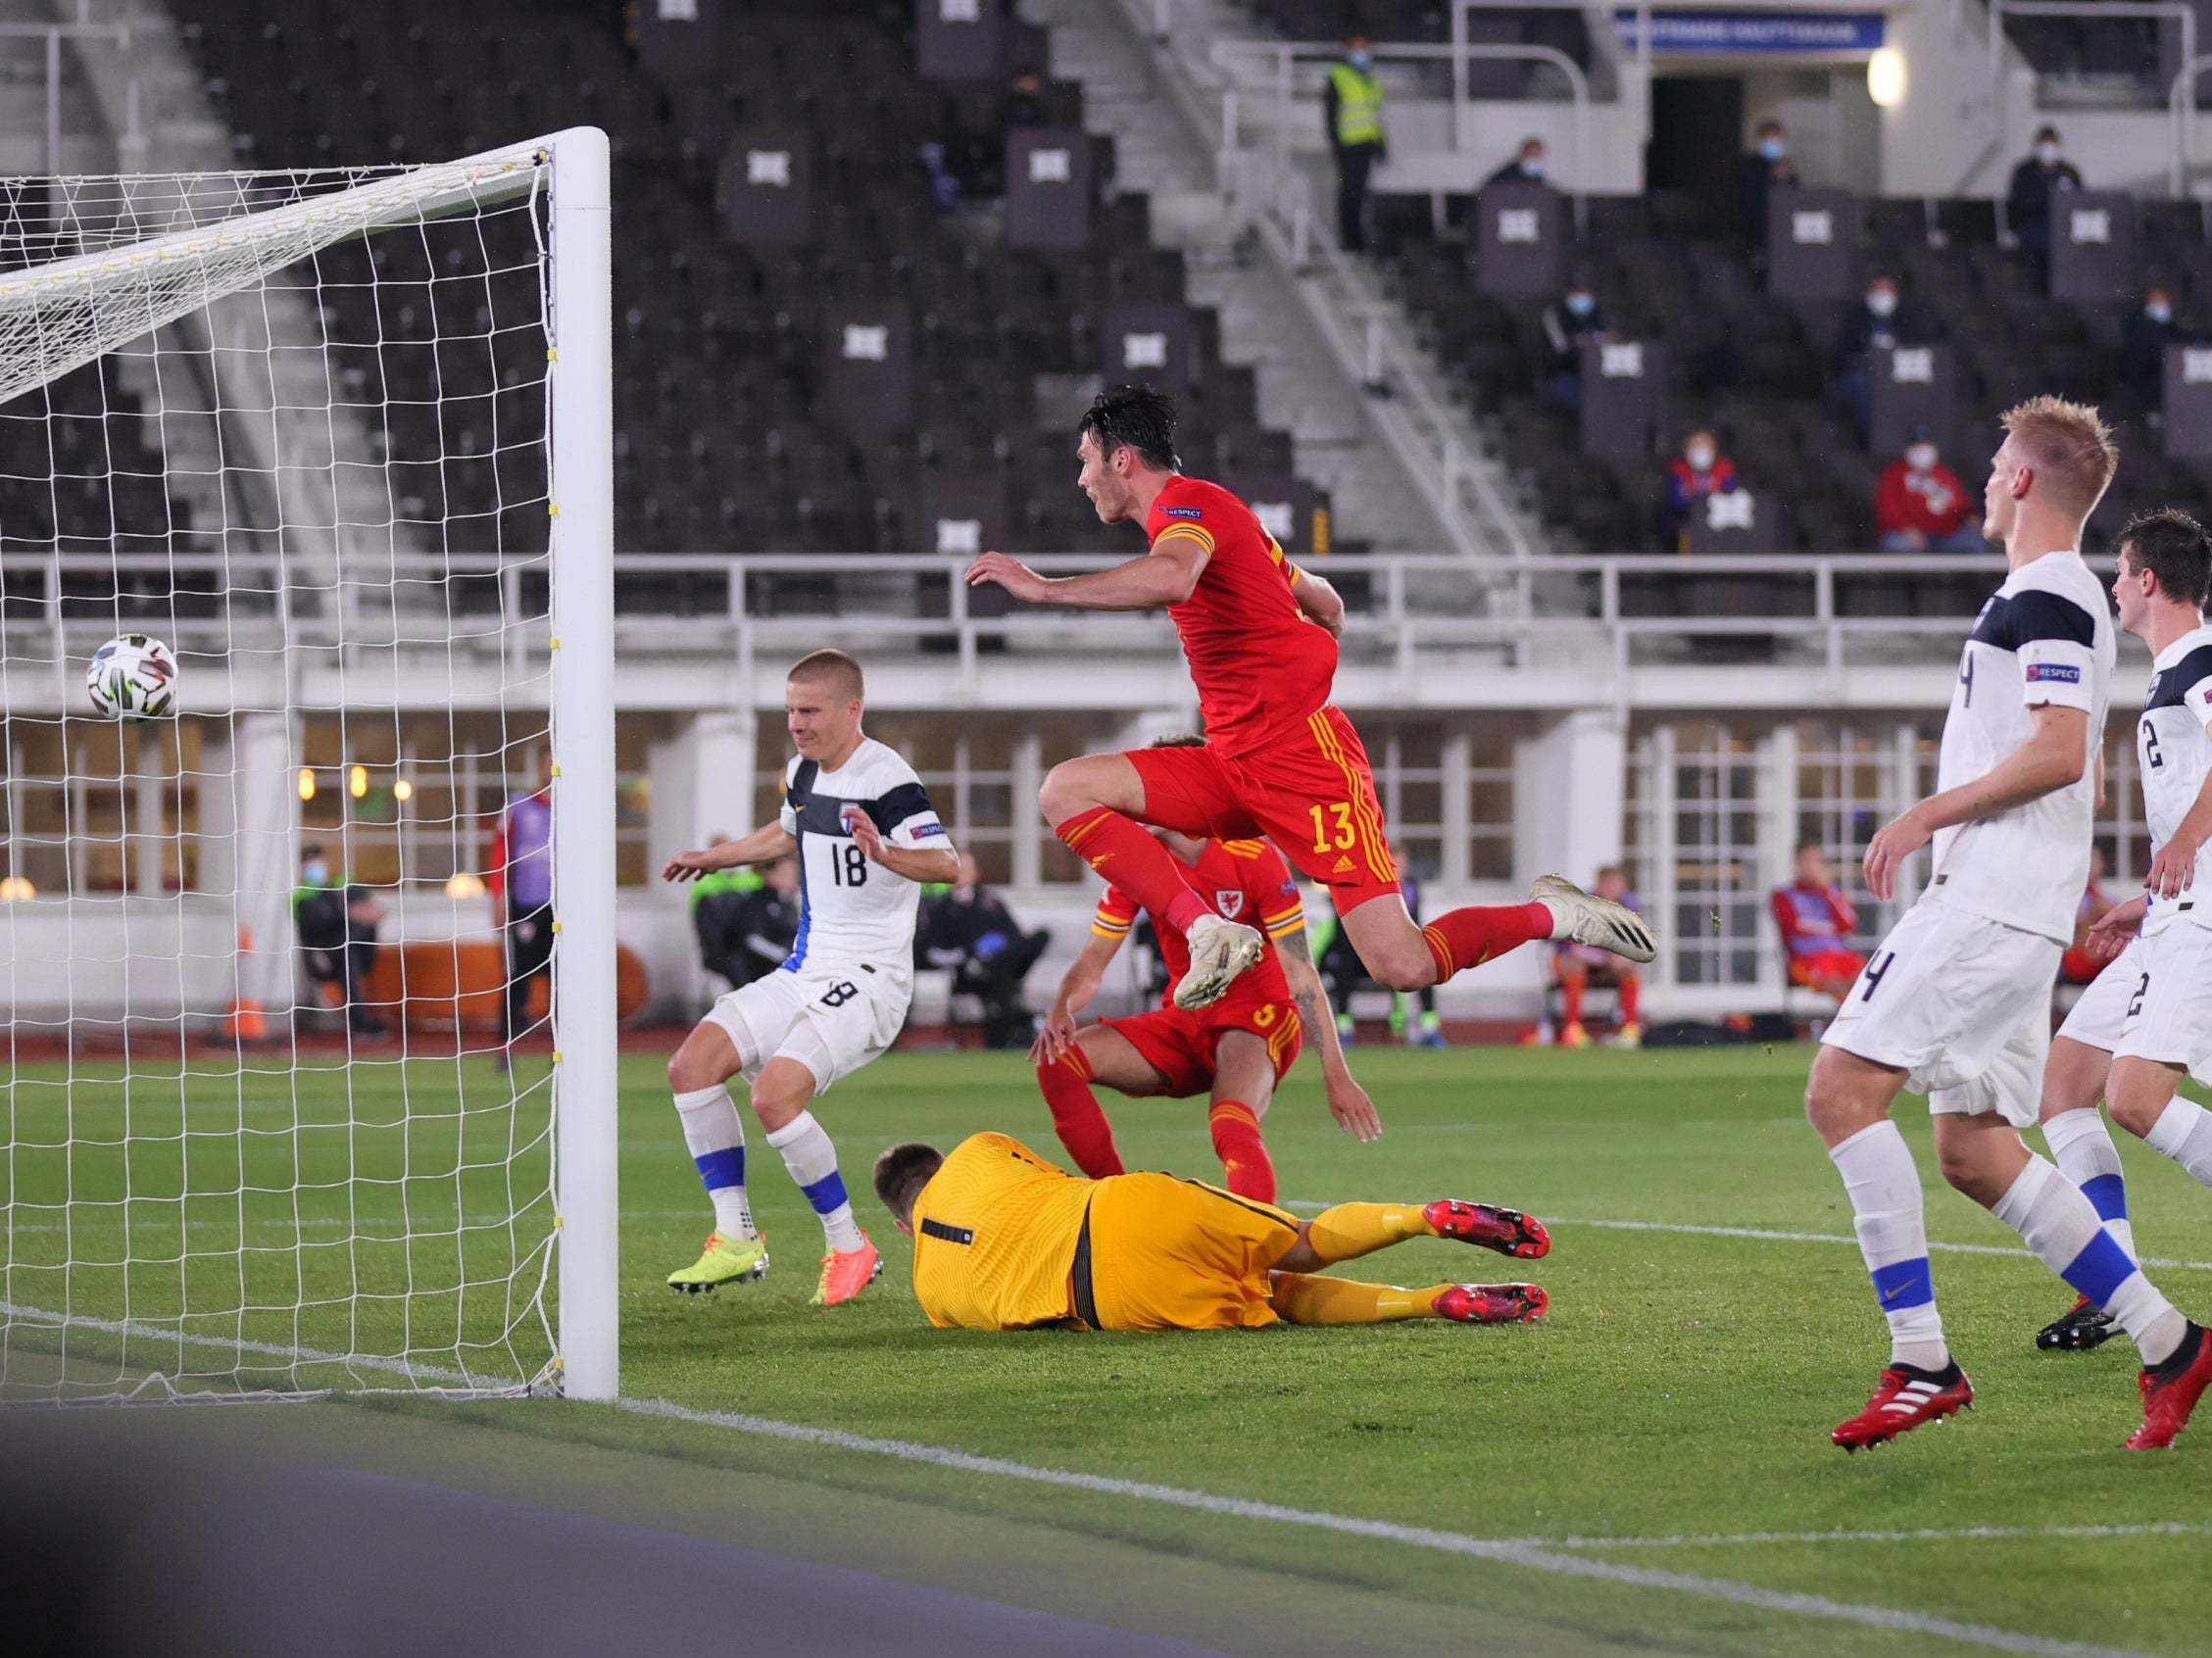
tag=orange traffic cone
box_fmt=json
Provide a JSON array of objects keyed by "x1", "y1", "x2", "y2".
[{"x1": 223, "y1": 926, "x2": 269, "y2": 1040}]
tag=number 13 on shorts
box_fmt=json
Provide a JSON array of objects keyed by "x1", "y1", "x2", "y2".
[{"x1": 1308, "y1": 801, "x2": 1355, "y2": 853}]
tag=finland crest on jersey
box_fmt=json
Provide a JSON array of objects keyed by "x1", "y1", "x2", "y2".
[
  {"x1": 777, "y1": 738, "x2": 947, "y2": 977},
  {"x1": 2138, "y1": 622, "x2": 2212, "y2": 935},
  {"x1": 1934, "y1": 551, "x2": 2114, "y2": 944}
]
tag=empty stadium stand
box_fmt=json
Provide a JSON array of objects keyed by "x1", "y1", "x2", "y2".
[{"x1": 160, "y1": 0, "x2": 1327, "y2": 561}]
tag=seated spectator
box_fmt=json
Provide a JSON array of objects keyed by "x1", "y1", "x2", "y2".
[
  {"x1": 1552, "y1": 866, "x2": 1642, "y2": 1048},
  {"x1": 2061, "y1": 847, "x2": 2118, "y2": 986},
  {"x1": 1659, "y1": 428, "x2": 1739, "y2": 550},
  {"x1": 692, "y1": 851, "x2": 802, "y2": 993},
  {"x1": 998, "y1": 64, "x2": 1050, "y2": 132},
  {"x1": 1482, "y1": 135, "x2": 1548, "y2": 190},
  {"x1": 1876, "y1": 426, "x2": 1983, "y2": 553},
  {"x1": 1736, "y1": 119, "x2": 1798, "y2": 244},
  {"x1": 917, "y1": 853, "x2": 1050, "y2": 1048},
  {"x1": 1314, "y1": 850, "x2": 1445, "y2": 1047},
  {"x1": 1538, "y1": 277, "x2": 1605, "y2": 411},
  {"x1": 2006, "y1": 124, "x2": 2082, "y2": 284},
  {"x1": 1834, "y1": 274, "x2": 1912, "y2": 442},
  {"x1": 1770, "y1": 843, "x2": 1865, "y2": 1003},
  {"x1": 293, "y1": 841, "x2": 386, "y2": 1034},
  {"x1": 2121, "y1": 286, "x2": 2180, "y2": 417}
]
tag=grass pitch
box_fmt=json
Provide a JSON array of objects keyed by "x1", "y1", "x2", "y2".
[{"x1": 8, "y1": 1042, "x2": 2212, "y2": 1654}]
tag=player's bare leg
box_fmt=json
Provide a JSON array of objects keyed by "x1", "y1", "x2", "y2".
[
  {"x1": 1207, "y1": 1031, "x2": 1279, "y2": 1201},
  {"x1": 1038, "y1": 1024, "x2": 1168, "y2": 1178},
  {"x1": 1039, "y1": 752, "x2": 1262, "y2": 1008},
  {"x1": 1337, "y1": 875, "x2": 1654, "y2": 995},
  {"x1": 2036, "y1": 1034, "x2": 2128, "y2": 1350},
  {"x1": 750, "y1": 1055, "x2": 882, "y2": 1307},
  {"x1": 664, "y1": 1021, "x2": 770, "y2": 1294},
  {"x1": 1935, "y1": 1109, "x2": 2209, "y2": 1448}
]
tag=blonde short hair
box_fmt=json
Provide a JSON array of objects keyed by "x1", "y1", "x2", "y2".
[
  {"x1": 2000, "y1": 395, "x2": 2118, "y2": 520},
  {"x1": 786, "y1": 649, "x2": 864, "y2": 704}
]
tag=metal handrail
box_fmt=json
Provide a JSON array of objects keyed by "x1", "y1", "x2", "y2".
[
  {"x1": 2171, "y1": 52, "x2": 2212, "y2": 197},
  {"x1": 0, "y1": 11, "x2": 137, "y2": 175}
]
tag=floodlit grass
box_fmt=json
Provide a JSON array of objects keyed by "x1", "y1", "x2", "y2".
[{"x1": 10, "y1": 1043, "x2": 2212, "y2": 1653}]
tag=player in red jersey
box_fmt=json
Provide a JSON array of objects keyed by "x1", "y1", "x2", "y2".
[
  {"x1": 967, "y1": 384, "x2": 1655, "y2": 1008},
  {"x1": 1030, "y1": 750, "x2": 1381, "y2": 1202}
]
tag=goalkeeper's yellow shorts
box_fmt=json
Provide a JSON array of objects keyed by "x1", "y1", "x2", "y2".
[{"x1": 1080, "y1": 1174, "x2": 1303, "y2": 1332}]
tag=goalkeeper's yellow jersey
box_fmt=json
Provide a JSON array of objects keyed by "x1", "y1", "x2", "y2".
[{"x1": 908, "y1": 1132, "x2": 1092, "y2": 1331}]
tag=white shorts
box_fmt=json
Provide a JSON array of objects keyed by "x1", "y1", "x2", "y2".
[
  {"x1": 1819, "y1": 900, "x2": 2060, "y2": 1127},
  {"x1": 703, "y1": 965, "x2": 910, "y2": 1097},
  {"x1": 2057, "y1": 924, "x2": 2212, "y2": 1081}
]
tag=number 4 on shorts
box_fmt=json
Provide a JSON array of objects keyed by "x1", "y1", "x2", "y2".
[{"x1": 1858, "y1": 951, "x2": 1896, "y2": 1001}]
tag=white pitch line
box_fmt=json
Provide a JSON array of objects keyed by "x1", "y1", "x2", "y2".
[
  {"x1": 0, "y1": 1296, "x2": 2166, "y2": 1656},
  {"x1": 1279, "y1": 1202, "x2": 2212, "y2": 1273},
  {"x1": 1548, "y1": 1521, "x2": 2212, "y2": 1551},
  {"x1": 609, "y1": 1396, "x2": 2147, "y2": 1658}
]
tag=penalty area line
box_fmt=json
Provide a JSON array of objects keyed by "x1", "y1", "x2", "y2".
[{"x1": 608, "y1": 1394, "x2": 2148, "y2": 1658}]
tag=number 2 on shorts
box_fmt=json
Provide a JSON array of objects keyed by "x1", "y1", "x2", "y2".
[{"x1": 1308, "y1": 801, "x2": 1356, "y2": 853}]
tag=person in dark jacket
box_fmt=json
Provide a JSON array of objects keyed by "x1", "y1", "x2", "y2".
[
  {"x1": 2120, "y1": 285, "x2": 2180, "y2": 415},
  {"x1": 1482, "y1": 135, "x2": 1548, "y2": 190},
  {"x1": 2006, "y1": 124, "x2": 2083, "y2": 285},
  {"x1": 1834, "y1": 274, "x2": 1914, "y2": 442},
  {"x1": 693, "y1": 853, "x2": 801, "y2": 992},
  {"x1": 1539, "y1": 278, "x2": 1606, "y2": 410},
  {"x1": 294, "y1": 841, "x2": 387, "y2": 1034},
  {"x1": 1736, "y1": 119, "x2": 1798, "y2": 244},
  {"x1": 917, "y1": 853, "x2": 1050, "y2": 1047}
]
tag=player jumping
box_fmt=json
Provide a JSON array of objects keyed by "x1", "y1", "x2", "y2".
[
  {"x1": 871, "y1": 1132, "x2": 1549, "y2": 1333},
  {"x1": 660, "y1": 651, "x2": 959, "y2": 1306},
  {"x1": 1806, "y1": 400, "x2": 2212, "y2": 1452},
  {"x1": 2034, "y1": 509, "x2": 2212, "y2": 1352},
  {"x1": 964, "y1": 383, "x2": 1653, "y2": 1013},
  {"x1": 1033, "y1": 739, "x2": 1381, "y2": 1203}
]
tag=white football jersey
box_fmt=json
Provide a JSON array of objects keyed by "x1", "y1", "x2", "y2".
[
  {"x1": 1930, "y1": 551, "x2": 2113, "y2": 943},
  {"x1": 776, "y1": 737, "x2": 947, "y2": 979},
  {"x1": 2138, "y1": 622, "x2": 2212, "y2": 935}
]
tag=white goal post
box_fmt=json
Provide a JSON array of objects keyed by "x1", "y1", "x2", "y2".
[{"x1": 0, "y1": 127, "x2": 615, "y2": 1402}]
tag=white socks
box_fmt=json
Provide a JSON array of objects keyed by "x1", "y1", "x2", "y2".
[
  {"x1": 2145, "y1": 1097, "x2": 2212, "y2": 1190},
  {"x1": 1829, "y1": 1121, "x2": 1948, "y2": 1371},
  {"x1": 2042, "y1": 1107, "x2": 2135, "y2": 1259},
  {"x1": 674, "y1": 1085, "x2": 756, "y2": 1240},
  {"x1": 1991, "y1": 1156, "x2": 2186, "y2": 1368},
  {"x1": 766, "y1": 1110, "x2": 864, "y2": 1252}
]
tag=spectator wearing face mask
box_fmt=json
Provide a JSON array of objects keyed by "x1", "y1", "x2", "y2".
[
  {"x1": 2121, "y1": 285, "x2": 2181, "y2": 415},
  {"x1": 1483, "y1": 134, "x2": 1548, "y2": 190},
  {"x1": 1659, "y1": 428, "x2": 1739, "y2": 550},
  {"x1": 1325, "y1": 32, "x2": 1387, "y2": 253},
  {"x1": 293, "y1": 841, "x2": 388, "y2": 1035},
  {"x1": 2006, "y1": 124, "x2": 2083, "y2": 283},
  {"x1": 1539, "y1": 279, "x2": 1605, "y2": 410},
  {"x1": 1875, "y1": 426, "x2": 1983, "y2": 553},
  {"x1": 1736, "y1": 119, "x2": 1798, "y2": 243},
  {"x1": 1834, "y1": 274, "x2": 1911, "y2": 443}
]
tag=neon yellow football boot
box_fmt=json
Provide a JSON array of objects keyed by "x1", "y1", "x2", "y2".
[{"x1": 666, "y1": 1230, "x2": 769, "y2": 1294}]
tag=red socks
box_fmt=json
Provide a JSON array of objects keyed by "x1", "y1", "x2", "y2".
[
  {"x1": 1056, "y1": 807, "x2": 1208, "y2": 934},
  {"x1": 1420, "y1": 901, "x2": 1552, "y2": 983},
  {"x1": 1618, "y1": 970, "x2": 1642, "y2": 1026},
  {"x1": 1559, "y1": 970, "x2": 1585, "y2": 1028},
  {"x1": 1208, "y1": 1101, "x2": 1276, "y2": 1203},
  {"x1": 1038, "y1": 1047, "x2": 1124, "y2": 1178}
]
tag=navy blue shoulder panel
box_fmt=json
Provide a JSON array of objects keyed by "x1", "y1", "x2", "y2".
[
  {"x1": 2147, "y1": 644, "x2": 2212, "y2": 711},
  {"x1": 1970, "y1": 587, "x2": 2097, "y2": 652}
]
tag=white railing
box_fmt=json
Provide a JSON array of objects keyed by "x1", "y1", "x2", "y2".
[
  {"x1": 0, "y1": 3, "x2": 139, "y2": 174},
  {"x1": 0, "y1": 549, "x2": 2039, "y2": 682},
  {"x1": 1986, "y1": 1, "x2": 2199, "y2": 193},
  {"x1": 2173, "y1": 52, "x2": 2212, "y2": 196}
]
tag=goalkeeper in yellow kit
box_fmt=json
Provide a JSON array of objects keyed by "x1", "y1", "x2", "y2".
[{"x1": 870, "y1": 1132, "x2": 1549, "y2": 1332}]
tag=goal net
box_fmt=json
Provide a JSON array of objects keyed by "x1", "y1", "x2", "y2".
[{"x1": 0, "y1": 129, "x2": 616, "y2": 1402}]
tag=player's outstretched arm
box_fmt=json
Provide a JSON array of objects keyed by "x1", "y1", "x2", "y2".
[
  {"x1": 663, "y1": 821, "x2": 797, "y2": 883},
  {"x1": 1863, "y1": 704, "x2": 2089, "y2": 900},
  {"x1": 1032, "y1": 930, "x2": 1122, "y2": 1065},
  {"x1": 845, "y1": 807, "x2": 961, "y2": 887},
  {"x1": 963, "y1": 540, "x2": 1207, "y2": 611},
  {"x1": 1277, "y1": 926, "x2": 1381, "y2": 1143},
  {"x1": 1290, "y1": 567, "x2": 1346, "y2": 639},
  {"x1": 2085, "y1": 892, "x2": 2148, "y2": 962}
]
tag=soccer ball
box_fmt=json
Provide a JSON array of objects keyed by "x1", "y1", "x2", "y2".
[{"x1": 85, "y1": 633, "x2": 178, "y2": 719}]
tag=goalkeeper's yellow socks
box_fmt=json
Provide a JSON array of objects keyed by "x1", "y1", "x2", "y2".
[
  {"x1": 1303, "y1": 1202, "x2": 1434, "y2": 1264},
  {"x1": 1271, "y1": 1273, "x2": 1450, "y2": 1324}
]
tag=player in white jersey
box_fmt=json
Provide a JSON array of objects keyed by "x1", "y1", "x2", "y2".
[
  {"x1": 1806, "y1": 398, "x2": 2212, "y2": 1453},
  {"x1": 659, "y1": 651, "x2": 960, "y2": 1306},
  {"x1": 2034, "y1": 510, "x2": 2212, "y2": 1351}
]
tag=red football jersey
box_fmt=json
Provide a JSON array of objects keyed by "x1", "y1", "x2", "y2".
[
  {"x1": 1092, "y1": 838, "x2": 1305, "y2": 1012},
  {"x1": 1145, "y1": 475, "x2": 1338, "y2": 758}
]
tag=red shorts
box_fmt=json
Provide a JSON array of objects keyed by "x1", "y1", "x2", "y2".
[
  {"x1": 1790, "y1": 950, "x2": 1866, "y2": 988},
  {"x1": 1126, "y1": 707, "x2": 1401, "y2": 909},
  {"x1": 1103, "y1": 999, "x2": 1303, "y2": 1099}
]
